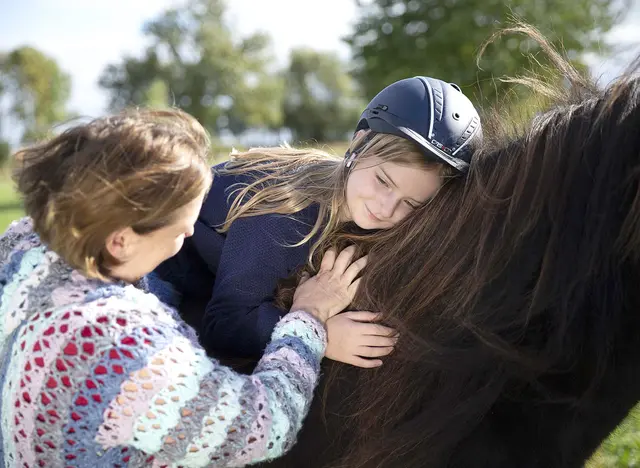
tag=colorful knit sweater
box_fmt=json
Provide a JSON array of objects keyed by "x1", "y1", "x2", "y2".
[{"x1": 0, "y1": 218, "x2": 327, "y2": 467}]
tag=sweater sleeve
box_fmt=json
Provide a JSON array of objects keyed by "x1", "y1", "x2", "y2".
[
  {"x1": 200, "y1": 212, "x2": 313, "y2": 358},
  {"x1": 138, "y1": 310, "x2": 327, "y2": 466},
  {"x1": 14, "y1": 299, "x2": 326, "y2": 467}
]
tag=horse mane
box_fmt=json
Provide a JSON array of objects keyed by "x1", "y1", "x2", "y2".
[{"x1": 266, "y1": 25, "x2": 640, "y2": 468}]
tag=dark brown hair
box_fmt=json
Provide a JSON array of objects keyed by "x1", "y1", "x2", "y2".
[
  {"x1": 272, "y1": 25, "x2": 640, "y2": 468},
  {"x1": 12, "y1": 108, "x2": 213, "y2": 280}
]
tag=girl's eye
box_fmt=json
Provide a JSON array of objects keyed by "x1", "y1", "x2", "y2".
[
  {"x1": 376, "y1": 175, "x2": 388, "y2": 187},
  {"x1": 405, "y1": 200, "x2": 418, "y2": 210}
]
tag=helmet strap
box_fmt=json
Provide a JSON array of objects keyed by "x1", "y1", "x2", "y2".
[
  {"x1": 345, "y1": 151, "x2": 358, "y2": 168},
  {"x1": 344, "y1": 131, "x2": 376, "y2": 170}
]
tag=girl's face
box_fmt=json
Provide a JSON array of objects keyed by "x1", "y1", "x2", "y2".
[{"x1": 344, "y1": 155, "x2": 442, "y2": 230}]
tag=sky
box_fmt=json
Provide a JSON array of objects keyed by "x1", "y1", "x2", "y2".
[
  {"x1": 0, "y1": 0, "x2": 356, "y2": 120},
  {"x1": 0, "y1": 0, "x2": 639, "y2": 138}
]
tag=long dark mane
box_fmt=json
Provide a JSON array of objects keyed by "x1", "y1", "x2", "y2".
[{"x1": 264, "y1": 26, "x2": 640, "y2": 468}]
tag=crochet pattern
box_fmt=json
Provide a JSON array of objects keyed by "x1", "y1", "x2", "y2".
[{"x1": 0, "y1": 218, "x2": 326, "y2": 467}]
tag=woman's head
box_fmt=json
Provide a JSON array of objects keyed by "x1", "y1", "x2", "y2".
[{"x1": 13, "y1": 108, "x2": 213, "y2": 281}]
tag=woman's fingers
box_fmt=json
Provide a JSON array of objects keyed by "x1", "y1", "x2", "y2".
[
  {"x1": 347, "y1": 277, "x2": 361, "y2": 299},
  {"x1": 342, "y1": 254, "x2": 368, "y2": 283},
  {"x1": 319, "y1": 248, "x2": 337, "y2": 272},
  {"x1": 331, "y1": 245, "x2": 357, "y2": 276}
]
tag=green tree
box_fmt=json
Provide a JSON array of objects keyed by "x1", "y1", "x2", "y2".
[
  {"x1": 99, "y1": 0, "x2": 284, "y2": 136},
  {"x1": 0, "y1": 139, "x2": 10, "y2": 167},
  {"x1": 0, "y1": 46, "x2": 71, "y2": 142},
  {"x1": 283, "y1": 48, "x2": 364, "y2": 142},
  {"x1": 346, "y1": 0, "x2": 628, "y2": 104},
  {"x1": 142, "y1": 78, "x2": 170, "y2": 108}
]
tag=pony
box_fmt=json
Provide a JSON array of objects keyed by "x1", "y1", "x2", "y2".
[{"x1": 261, "y1": 26, "x2": 640, "y2": 468}]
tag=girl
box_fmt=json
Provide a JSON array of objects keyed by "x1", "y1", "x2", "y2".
[
  {"x1": 0, "y1": 108, "x2": 363, "y2": 466},
  {"x1": 152, "y1": 76, "x2": 482, "y2": 367}
]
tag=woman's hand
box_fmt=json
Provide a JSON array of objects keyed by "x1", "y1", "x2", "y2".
[{"x1": 290, "y1": 245, "x2": 366, "y2": 324}]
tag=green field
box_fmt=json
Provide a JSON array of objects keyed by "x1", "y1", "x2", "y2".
[
  {"x1": 0, "y1": 172, "x2": 24, "y2": 230},
  {"x1": 0, "y1": 164, "x2": 638, "y2": 466},
  {"x1": 588, "y1": 409, "x2": 640, "y2": 467}
]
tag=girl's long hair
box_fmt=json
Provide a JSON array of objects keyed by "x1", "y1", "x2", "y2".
[{"x1": 217, "y1": 130, "x2": 456, "y2": 262}]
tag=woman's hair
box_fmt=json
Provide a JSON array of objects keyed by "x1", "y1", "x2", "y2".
[
  {"x1": 217, "y1": 129, "x2": 457, "y2": 263},
  {"x1": 274, "y1": 25, "x2": 640, "y2": 468},
  {"x1": 12, "y1": 108, "x2": 213, "y2": 280}
]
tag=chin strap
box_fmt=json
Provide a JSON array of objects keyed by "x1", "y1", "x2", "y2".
[
  {"x1": 344, "y1": 131, "x2": 377, "y2": 170},
  {"x1": 345, "y1": 151, "x2": 358, "y2": 168}
]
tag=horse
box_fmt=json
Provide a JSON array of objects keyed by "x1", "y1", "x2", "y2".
[{"x1": 261, "y1": 27, "x2": 640, "y2": 468}]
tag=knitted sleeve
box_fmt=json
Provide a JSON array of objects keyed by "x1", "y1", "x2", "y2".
[{"x1": 4, "y1": 296, "x2": 326, "y2": 467}]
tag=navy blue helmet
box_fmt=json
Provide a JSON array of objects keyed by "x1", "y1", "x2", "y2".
[{"x1": 353, "y1": 76, "x2": 482, "y2": 173}]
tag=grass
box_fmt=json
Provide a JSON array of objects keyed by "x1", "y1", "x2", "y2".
[
  {"x1": 0, "y1": 147, "x2": 639, "y2": 466},
  {"x1": 587, "y1": 405, "x2": 640, "y2": 467},
  {"x1": 0, "y1": 172, "x2": 23, "y2": 229}
]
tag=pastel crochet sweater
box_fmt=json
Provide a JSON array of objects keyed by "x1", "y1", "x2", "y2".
[{"x1": 0, "y1": 218, "x2": 327, "y2": 467}]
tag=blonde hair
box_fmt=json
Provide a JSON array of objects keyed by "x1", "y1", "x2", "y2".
[
  {"x1": 219, "y1": 130, "x2": 456, "y2": 262},
  {"x1": 12, "y1": 108, "x2": 213, "y2": 280}
]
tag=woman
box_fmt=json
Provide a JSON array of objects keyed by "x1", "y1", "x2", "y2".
[
  {"x1": 151, "y1": 76, "x2": 482, "y2": 367},
  {"x1": 0, "y1": 108, "x2": 364, "y2": 466}
]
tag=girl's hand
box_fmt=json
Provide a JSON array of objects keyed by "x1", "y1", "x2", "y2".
[{"x1": 325, "y1": 311, "x2": 397, "y2": 368}]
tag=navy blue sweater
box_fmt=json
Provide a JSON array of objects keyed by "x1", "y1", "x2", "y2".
[{"x1": 152, "y1": 163, "x2": 320, "y2": 357}]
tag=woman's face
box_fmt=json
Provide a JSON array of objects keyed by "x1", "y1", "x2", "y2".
[
  {"x1": 344, "y1": 155, "x2": 442, "y2": 230},
  {"x1": 106, "y1": 190, "x2": 206, "y2": 282}
]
